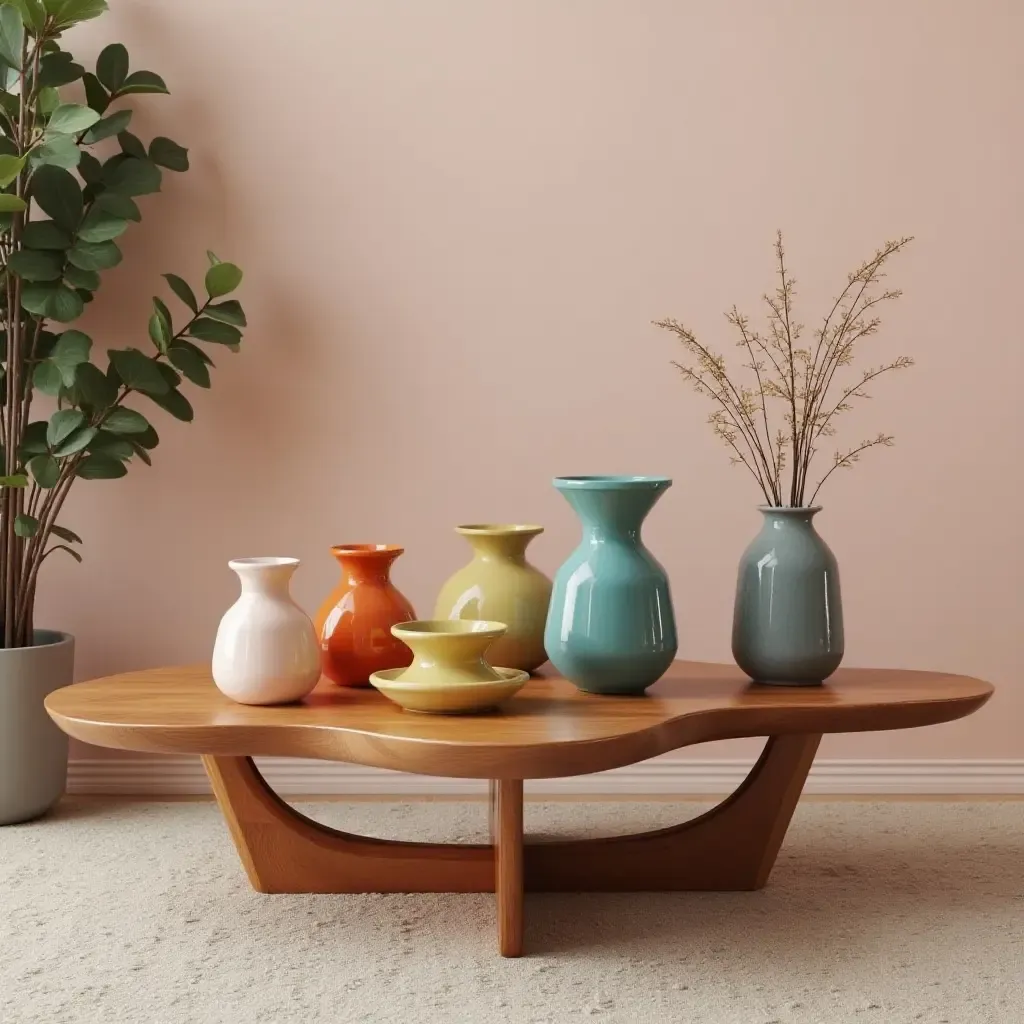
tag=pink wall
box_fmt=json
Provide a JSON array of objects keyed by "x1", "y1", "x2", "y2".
[{"x1": 48, "y1": 0, "x2": 1021, "y2": 761}]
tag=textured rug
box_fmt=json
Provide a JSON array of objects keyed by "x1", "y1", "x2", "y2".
[{"x1": 2, "y1": 798, "x2": 1022, "y2": 1024}]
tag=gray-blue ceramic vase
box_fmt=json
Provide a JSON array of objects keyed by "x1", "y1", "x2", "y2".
[
  {"x1": 732, "y1": 506, "x2": 844, "y2": 686},
  {"x1": 544, "y1": 476, "x2": 677, "y2": 695}
]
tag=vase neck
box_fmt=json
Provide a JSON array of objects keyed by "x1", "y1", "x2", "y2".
[
  {"x1": 404, "y1": 634, "x2": 493, "y2": 670},
  {"x1": 759, "y1": 506, "x2": 821, "y2": 532},
  {"x1": 229, "y1": 557, "x2": 298, "y2": 597},
  {"x1": 559, "y1": 487, "x2": 667, "y2": 544},
  {"x1": 332, "y1": 545, "x2": 401, "y2": 585},
  {"x1": 458, "y1": 525, "x2": 541, "y2": 565}
]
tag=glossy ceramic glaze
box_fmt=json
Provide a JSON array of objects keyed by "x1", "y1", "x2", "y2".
[
  {"x1": 433, "y1": 524, "x2": 552, "y2": 672},
  {"x1": 371, "y1": 619, "x2": 529, "y2": 714},
  {"x1": 732, "y1": 506, "x2": 844, "y2": 685},
  {"x1": 544, "y1": 476, "x2": 678, "y2": 695},
  {"x1": 369, "y1": 666, "x2": 529, "y2": 715},
  {"x1": 314, "y1": 545, "x2": 416, "y2": 687},
  {"x1": 212, "y1": 558, "x2": 321, "y2": 705}
]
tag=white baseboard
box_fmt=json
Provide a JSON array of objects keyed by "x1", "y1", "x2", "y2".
[{"x1": 66, "y1": 756, "x2": 1024, "y2": 797}]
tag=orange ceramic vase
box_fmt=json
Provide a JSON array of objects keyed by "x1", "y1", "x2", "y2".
[{"x1": 314, "y1": 545, "x2": 416, "y2": 687}]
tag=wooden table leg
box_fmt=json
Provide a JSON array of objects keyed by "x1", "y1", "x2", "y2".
[
  {"x1": 493, "y1": 778, "x2": 524, "y2": 957},
  {"x1": 525, "y1": 733, "x2": 822, "y2": 891},
  {"x1": 201, "y1": 755, "x2": 493, "y2": 893}
]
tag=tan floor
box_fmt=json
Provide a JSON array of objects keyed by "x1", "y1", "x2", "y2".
[{"x1": 2, "y1": 798, "x2": 1022, "y2": 1024}]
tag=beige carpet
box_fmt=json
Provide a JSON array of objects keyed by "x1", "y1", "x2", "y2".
[{"x1": 2, "y1": 798, "x2": 1022, "y2": 1024}]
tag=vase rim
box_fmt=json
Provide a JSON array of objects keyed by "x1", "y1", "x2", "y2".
[
  {"x1": 757, "y1": 505, "x2": 822, "y2": 515},
  {"x1": 554, "y1": 475, "x2": 672, "y2": 490},
  {"x1": 330, "y1": 543, "x2": 404, "y2": 558},
  {"x1": 455, "y1": 523, "x2": 543, "y2": 536},
  {"x1": 392, "y1": 619, "x2": 507, "y2": 640},
  {"x1": 229, "y1": 556, "x2": 300, "y2": 571}
]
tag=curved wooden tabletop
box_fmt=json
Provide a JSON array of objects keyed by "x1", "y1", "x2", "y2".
[{"x1": 45, "y1": 661, "x2": 993, "y2": 780}]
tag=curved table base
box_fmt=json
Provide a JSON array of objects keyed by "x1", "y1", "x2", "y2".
[{"x1": 202, "y1": 733, "x2": 821, "y2": 958}]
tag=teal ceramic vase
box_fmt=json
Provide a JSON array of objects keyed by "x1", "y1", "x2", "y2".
[
  {"x1": 732, "y1": 506, "x2": 844, "y2": 686},
  {"x1": 544, "y1": 476, "x2": 677, "y2": 695}
]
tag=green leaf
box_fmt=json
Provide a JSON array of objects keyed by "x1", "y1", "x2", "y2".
[
  {"x1": 112, "y1": 69, "x2": 167, "y2": 96},
  {"x1": 187, "y1": 317, "x2": 241, "y2": 345},
  {"x1": 0, "y1": 193, "x2": 26, "y2": 212},
  {"x1": 32, "y1": 359, "x2": 63, "y2": 395},
  {"x1": 162, "y1": 274, "x2": 197, "y2": 315},
  {"x1": 48, "y1": 0, "x2": 109, "y2": 29},
  {"x1": 87, "y1": 430, "x2": 132, "y2": 460},
  {"x1": 52, "y1": 425, "x2": 95, "y2": 457},
  {"x1": 47, "y1": 103, "x2": 101, "y2": 135},
  {"x1": 10, "y1": 0, "x2": 46, "y2": 33},
  {"x1": 23, "y1": 220, "x2": 71, "y2": 250},
  {"x1": 77, "y1": 205, "x2": 127, "y2": 242},
  {"x1": 156, "y1": 362, "x2": 180, "y2": 389},
  {"x1": 146, "y1": 386, "x2": 193, "y2": 422},
  {"x1": 37, "y1": 85, "x2": 60, "y2": 114},
  {"x1": 47, "y1": 543, "x2": 82, "y2": 562},
  {"x1": 168, "y1": 343, "x2": 210, "y2": 387},
  {"x1": 148, "y1": 308, "x2": 169, "y2": 352},
  {"x1": 0, "y1": 5, "x2": 24, "y2": 71},
  {"x1": 170, "y1": 337, "x2": 212, "y2": 367},
  {"x1": 51, "y1": 329, "x2": 91, "y2": 385},
  {"x1": 102, "y1": 156, "x2": 161, "y2": 196},
  {"x1": 80, "y1": 107, "x2": 131, "y2": 145},
  {"x1": 63, "y1": 264, "x2": 99, "y2": 290},
  {"x1": 153, "y1": 295, "x2": 172, "y2": 330},
  {"x1": 204, "y1": 262, "x2": 243, "y2": 299},
  {"x1": 37, "y1": 51, "x2": 85, "y2": 88},
  {"x1": 67, "y1": 239, "x2": 120, "y2": 271},
  {"x1": 8, "y1": 249, "x2": 64, "y2": 281},
  {"x1": 0, "y1": 152, "x2": 25, "y2": 187},
  {"x1": 148, "y1": 136, "x2": 188, "y2": 172},
  {"x1": 203, "y1": 299, "x2": 246, "y2": 327},
  {"x1": 93, "y1": 190, "x2": 140, "y2": 222},
  {"x1": 46, "y1": 408, "x2": 84, "y2": 446},
  {"x1": 71, "y1": 361, "x2": 115, "y2": 408},
  {"x1": 78, "y1": 151, "x2": 102, "y2": 184},
  {"x1": 31, "y1": 165, "x2": 83, "y2": 230},
  {"x1": 108, "y1": 348, "x2": 168, "y2": 394},
  {"x1": 117, "y1": 130, "x2": 146, "y2": 159},
  {"x1": 31, "y1": 134, "x2": 81, "y2": 170},
  {"x1": 28, "y1": 454, "x2": 58, "y2": 488},
  {"x1": 96, "y1": 42, "x2": 128, "y2": 91},
  {"x1": 102, "y1": 407, "x2": 149, "y2": 435},
  {"x1": 10, "y1": 245, "x2": 63, "y2": 290},
  {"x1": 19, "y1": 421, "x2": 49, "y2": 455},
  {"x1": 14, "y1": 513, "x2": 38, "y2": 538},
  {"x1": 0, "y1": 473, "x2": 28, "y2": 487},
  {"x1": 50, "y1": 524, "x2": 82, "y2": 543},
  {"x1": 128, "y1": 440, "x2": 151, "y2": 465},
  {"x1": 21, "y1": 283, "x2": 83, "y2": 322},
  {"x1": 82, "y1": 72, "x2": 108, "y2": 115},
  {"x1": 76, "y1": 453, "x2": 127, "y2": 479}
]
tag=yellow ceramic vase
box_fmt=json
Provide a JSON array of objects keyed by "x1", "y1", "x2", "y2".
[
  {"x1": 369, "y1": 620, "x2": 529, "y2": 714},
  {"x1": 433, "y1": 524, "x2": 552, "y2": 673}
]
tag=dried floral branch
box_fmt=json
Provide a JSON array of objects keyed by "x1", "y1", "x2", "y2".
[{"x1": 654, "y1": 233, "x2": 914, "y2": 506}]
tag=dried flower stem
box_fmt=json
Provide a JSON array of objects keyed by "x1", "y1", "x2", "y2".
[{"x1": 655, "y1": 232, "x2": 914, "y2": 506}]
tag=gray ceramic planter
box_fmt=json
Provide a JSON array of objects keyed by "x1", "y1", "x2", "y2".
[
  {"x1": 732, "y1": 507, "x2": 843, "y2": 685},
  {"x1": 0, "y1": 630, "x2": 74, "y2": 825}
]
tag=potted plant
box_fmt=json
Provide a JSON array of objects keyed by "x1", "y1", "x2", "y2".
[
  {"x1": 655, "y1": 232, "x2": 912, "y2": 685},
  {"x1": 0, "y1": 0, "x2": 246, "y2": 823}
]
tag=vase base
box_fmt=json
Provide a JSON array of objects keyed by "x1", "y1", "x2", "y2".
[
  {"x1": 748, "y1": 678, "x2": 826, "y2": 687},
  {"x1": 575, "y1": 687, "x2": 651, "y2": 697}
]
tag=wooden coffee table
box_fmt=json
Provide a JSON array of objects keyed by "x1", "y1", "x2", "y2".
[{"x1": 46, "y1": 662, "x2": 992, "y2": 957}]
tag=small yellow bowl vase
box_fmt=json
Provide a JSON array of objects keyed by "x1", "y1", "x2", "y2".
[{"x1": 369, "y1": 620, "x2": 529, "y2": 715}]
